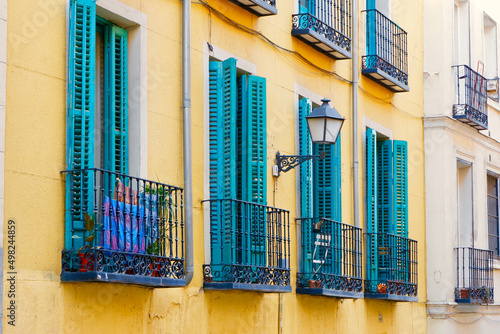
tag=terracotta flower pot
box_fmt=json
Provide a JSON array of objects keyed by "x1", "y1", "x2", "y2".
[
  {"x1": 308, "y1": 280, "x2": 322, "y2": 288},
  {"x1": 78, "y1": 253, "x2": 88, "y2": 272}
]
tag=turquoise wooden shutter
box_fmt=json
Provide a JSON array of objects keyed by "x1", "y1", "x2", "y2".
[
  {"x1": 393, "y1": 140, "x2": 408, "y2": 281},
  {"x1": 377, "y1": 140, "x2": 394, "y2": 235},
  {"x1": 365, "y1": 128, "x2": 378, "y2": 282},
  {"x1": 240, "y1": 74, "x2": 267, "y2": 266},
  {"x1": 104, "y1": 25, "x2": 128, "y2": 175},
  {"x1": 66, "y1": 0, "x2": 96, "y2": 249},
  {"x1": 299, "y1": 98, "x2": 313, "y2": 218},
  {"x1": 393, "y1": 140, "x2": 408, "y2": 238},
  {"x1": 241, "y1": 75, "x2": 267, "y2": 205},
  {"x1": 299, "y1": 98, "x2": 313, "y2": 274},
  {"x1": 366, "y1": 0, "x2": 377, "y2": 56},
  {"x1": 314, "y1": 144, "x2": 332, "y2": 219},
  {"x1": 208, "y1": 59, "x2": 238, "y2": 267}
]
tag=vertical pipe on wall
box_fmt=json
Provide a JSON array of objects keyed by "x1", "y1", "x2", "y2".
[
  {"x1": 352, "y1": 0, "x2": 360, "y2": 228},
  {"x1": 183, "y1": 0, "x2": 194, "y2": 285}
]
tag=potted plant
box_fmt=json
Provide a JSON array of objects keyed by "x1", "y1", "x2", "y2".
[{"x1": 77, "y1": 212, "x2": 96, "y2": 272}]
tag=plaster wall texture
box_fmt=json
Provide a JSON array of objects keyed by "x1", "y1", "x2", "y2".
[{"x1": 3, "y1": 0, "x2": 425, "y2": 333}]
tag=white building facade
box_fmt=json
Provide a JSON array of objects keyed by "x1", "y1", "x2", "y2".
[{"x1": 425, "y1": 0, "x2": 500, "y2": 332}]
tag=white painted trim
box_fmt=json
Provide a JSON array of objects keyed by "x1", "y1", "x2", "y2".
[
  {"x1": 362, "y1": 117, "x2": 393, "y2": 140},
  {"x1": 208, "y1": 43, "x2": 257, "y2": 75},
  {"x1": 96, "y1": 0, "x2": 148, "y2": 178}
]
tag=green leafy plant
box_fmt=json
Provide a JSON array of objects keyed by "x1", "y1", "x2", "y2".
[{"x1": 143, "y1": 183, "x2": 175, "y2": 256}]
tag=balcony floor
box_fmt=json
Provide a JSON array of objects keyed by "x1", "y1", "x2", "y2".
[
  {"x1": 61, "y1": 271, "x2": 186, "y2": 288},
  {"x1": 364, "y1": 292, "x2": 417, "y2": 302},
  {"x1": 203, "y1": 281, "x2": 292, "y2": 293},
  {"x1": 296, "y1": 288, "x2": 363, "y2": 299}
]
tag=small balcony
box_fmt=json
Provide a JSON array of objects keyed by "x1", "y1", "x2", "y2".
[
  {"x1": 364, "y1": 233, "x2": 418, "y2": 301},
  {"x1": 228, "y1": 0, "x2": 277, "y2": 16},
  {"x1": 362, "y1": 10, "x2": 409, "y2": 92},
  {"x1": 291, "y1": 1, "x2": 352, "y2": 60},
  {"x1": 296, "y1": 218, "x2": 363, "y2": 298},
  {"x1": 61, "y1": 168, "x2": 185, "y2": 287},
  {"x1": 455, "y1": 247, "x2": 494, "y2": 304},
  {"x1": 202, "y1": 199, "x2": 291, "y2": 293},
  {"x1": 453, "y1": 65, "x2": 488, "y2": 130}
]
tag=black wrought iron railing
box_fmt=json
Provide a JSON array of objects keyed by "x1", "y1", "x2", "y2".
[
  {"x1": 227, "y1": 0, "x2": 277, "y2": 16},
  {"x1": 362, "y1": 10, "x2": 408, "y2": 91},
  {"x1": 453, "y1": 65, "x2": 488, "y2": 130},
  {"x1": 61, "y1": 168, "x2": 185, "y2": 286},
  {"x1": 292, "y1": 0, "x2": 352, "y2": 59},
  {"x1": 297, "y1": 218, "x2": 362, "y2": 295},
  {"x1": 455, "y1": 247, "x2": 494, "y2": 304},
  {"x1": 202, "y1": 199, "x2": 291, "y2": 291},
  {"x1": 365, "y1": 233, "x2": 417, "y2": 299}
]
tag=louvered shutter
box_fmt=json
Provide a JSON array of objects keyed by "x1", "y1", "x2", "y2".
[
  {"x1": 377, "y1": 140, "x2": 393, "y2": 235},
  {"x1": 314, "y1": 144, "x2": 333, "y2": 219},
  {"x1": 365, "y1": 128, "x2": 378, "y2": 282},
  {"x1": 393, "y1": 141, "x2": 408, "y2": 238},
  {"x1": 66, "y1": 0, "x2": 96, "y2": 249},
  {"x1": 208, "y1": 59, "x2": 237, "y2": 266},
  {"x1": 298, "y1": 98, "x2": 313, "y2": 274},
  {"x1": 366, "y1": 0, "x2": 377, "y2": 56},
  {"x1": 377, "y1": 139, "x2": 393, "y2": 280},
  {"x1": 104, "y1": 25, "x2": 128, "y2": 175},
  {"x1": 241, "y1": 74, "x2": 267, "y2": 266},
  {"x1": 393, "y1": 140, "x2": 408, "y2": 281},
  {"x1": 299, "y1": 98, "x2": 313, "y2": 218}
]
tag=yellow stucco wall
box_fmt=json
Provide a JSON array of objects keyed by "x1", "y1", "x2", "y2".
[{"x1": 3, "y1": 0, "x2": 426, "y2": 333}]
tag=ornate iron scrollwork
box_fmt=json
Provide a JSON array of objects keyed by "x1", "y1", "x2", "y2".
[{"x1": 276, "y1": 151, "x2": 325, "y2": 176}]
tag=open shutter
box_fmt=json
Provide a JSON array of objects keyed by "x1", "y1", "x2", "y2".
[
  {"x1": 66, "y1": 0, "x2": 96, "y2": 249},
  {"x1": 377, "y1": 140, "x2": 394, "y2": 235},
  {"x1": 104, "y1": 25, "x2": 128, "y2": 175},
  {"x1": 366, "y1": 0, "x2": 378, "y2": 57},
  {"x1": 299, "y1": 98, "x2": 313, "y2": 218},
  {"x1": 393, "y1": 140, "x2": 408, "y2": 238},
  {"x1": 299, "y1": 98, "x2": 313, "y2": 274},
  {"x1": 365, "y1": 128, "x2": 378, "y2": 281},
  {"x1": 241, "y1": 75, "x2": 267, "y2": 205},
  {"x1": 208, "y1": 59, "x2": 237, "y2": 267},
  {"x1": 241, "y1": 74, "x2": 267, "y2": 266}
]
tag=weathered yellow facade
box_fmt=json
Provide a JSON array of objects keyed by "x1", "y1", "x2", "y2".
[{"x1": 3, "y1": 0, "x2": 426, "y2": 333}]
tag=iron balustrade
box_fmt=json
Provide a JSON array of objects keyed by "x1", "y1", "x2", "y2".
[
  {"x1": 362, "y1": 9, "x2": 408, "y2": 92},
  {"x1": 61, "y1": 168, "x2": 185, "y2": 286},
  {"x1": 365, "y1": 233, "x2": 417, "y2": 300},
  {"x1": 453, "y1": 65, "x2": 488, "y2": 130},
  {"x1": 297, "y1": 218, "x2": 363, "y2": 296},
  {"x1": 292, "y1": 0, "x2": 352, "y2": 59},
  {"x1": 227, "y1": 0, "x2": 277, "y2": 16},
  {"x1": 202, "y1": 199, "x2": 291, "y2": 292},
  {"x1": 455, "y1": 247, "x2": 494, "y2": 304}
]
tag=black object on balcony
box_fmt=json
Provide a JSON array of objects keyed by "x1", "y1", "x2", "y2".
[
  {"x1": 453, "y1": 65, "x2": 488, "y2": 130},
  {"x1": 296, "y1": 218, "x2": 363, "y2": 298},
  {"x1": 455, "y1": 247, "x2": 494, "y2": 304},
  {"x1": 202, "y1": 199, "x2": 291, "y2": 292},
  {"x1": 61, "y1": 168, "x2": 185, "y2": 287},
  {"x1": 364, "y1": 233, "x2": 418, "y2": 301},
  {"x1": 228, "y1": 0, "x2": 277, "y2": 16},
  {"x1": 291, "y1": 1, "x2": 352, "y2": 60},
  {"x1": 362, "y1": 10, "x2": 409, "y2": 92}
]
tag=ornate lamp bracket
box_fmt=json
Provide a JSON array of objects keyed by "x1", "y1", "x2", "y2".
[{"x1": 273, "y1": 151, "x2": 326, "y2": 177}]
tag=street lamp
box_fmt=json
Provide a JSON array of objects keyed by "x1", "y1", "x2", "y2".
[{"x1": 274, "y1": 98, "x2": 344, "y2": 176}]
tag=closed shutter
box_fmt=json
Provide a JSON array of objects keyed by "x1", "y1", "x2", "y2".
[
  {"x1": 104, "y1": 25, "x2": 128, "y2": 175},
  {"x1": 208, "y1": 59, "x2": 237, "y2": 266},
  {"x1": 66, "y1": 0, "x2": 96, "y2": 249},
  {"x1": 241, "y1": 74, "x2": 267, "y2": 266},
  {"x1": 365, "y1": 128, "x2": 378, "y2": 281}
]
